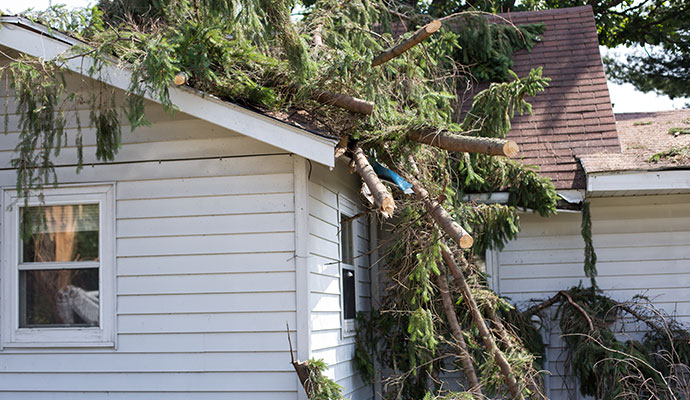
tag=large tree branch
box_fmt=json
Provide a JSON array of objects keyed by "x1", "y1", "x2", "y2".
[
  {"x1": 408, "y1": 177, "x2": 473, "y2": 248},
  {"x1": 436, "y1": 271, "x2": 482, "y2": 394},
  {"x1": 442, "y1": 247, "x2": 524, "y2": 399},
  {"x1": 372, "y1": 20, "x2": 442, "y2": 67},
  {"x1": 408, "y1": 128, "x2": 519, "y2": 157}
]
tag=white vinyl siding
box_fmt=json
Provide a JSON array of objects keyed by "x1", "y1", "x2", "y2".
[
  {"x1": 492, "y1": 194, "x2": 690, "y2": 399},
  {"x1": 308, "y1": 161, "x2": 373, "y2": 400}
]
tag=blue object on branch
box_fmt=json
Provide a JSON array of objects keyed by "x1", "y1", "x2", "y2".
[{"x1": 370, "y1": 159, "x2": 414, "y2": 194}]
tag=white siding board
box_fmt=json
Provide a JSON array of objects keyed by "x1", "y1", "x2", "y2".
[
  {"x1": 118, "y1": 271, "x2": 295, "y2": 295},
  {"x1": 117, "y1": 172, "x2": 293, "y2": 200},
  {"x1": 0, "y1": 372, "x2": 296, "y2": 392},
  {"x1": 118, "y1": 312, "x2": 296, "y2": 334},
  {"x1": 0, "y1": 352, "x2": 294, "y2": 372},
  {"x1": 117, "y1": 252, "x2": 295, "y2": 276},
  {"x1": 118, "y1": 292, "x2": 296, "y2": 314},
  {"x1": 117, "y1": 232, "x2": 295, "y2": 257},
  {"x1": 0, "y1": 392, "x2": 296, "y2": 400},
  {"x1": 117, "y1": 212, "x2": 294, "y2": 237},
  {"x1": 116, "y1": 332, "x2": 294, "y2": 353},
  {"x1": 117, "y1": 193, "x2": 294, "y2": 219}
]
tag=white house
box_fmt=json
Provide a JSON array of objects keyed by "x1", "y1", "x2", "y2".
[{"x1": 0, "y1": 16, "x2": 374, "y2": 400}]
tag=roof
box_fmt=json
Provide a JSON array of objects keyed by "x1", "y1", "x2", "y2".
[
  {"x1": 0, "y1": 16, "x2": 339, "y2": 167},
  {"x1": 494, "y1": 6, "x2": 620, "y2": 190},
  {"x1": 580, "y1": 109, "x2": 690, "y2": 173}
]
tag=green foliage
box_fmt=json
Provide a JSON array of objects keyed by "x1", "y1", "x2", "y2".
[
  {"x1": 304, "y1": 358, "x2": 346, "y2": 400},
  {"x1": 648, "y1": 145, "x2": 690, "y2": 163},
  {"x1": 669, "y1": 126, "x2": 690, "y2": 135},
  {"x1": 451, "y1": 15, "x2": 544, "y2": 83},
  {"x1": 461, "y1": 68, "x2": 549, "y2": 138},
  {"x1": 580, "y1": 201, "x2": 597, "y2": 290}
]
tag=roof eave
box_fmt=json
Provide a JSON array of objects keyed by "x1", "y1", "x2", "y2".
[{"x1": 0, "y1": 17, "x2": 337, "y2": 167}]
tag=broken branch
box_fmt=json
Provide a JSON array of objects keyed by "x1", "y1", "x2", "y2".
[
  {"x1": 408, "y1": 128, "x2": 519, "y2": 157},
  {"x1": 352, "y1": 145, "x2": 395, "y2": 217},
  {"x1": 442, "y1": 247, "x2": 524, "y2": 399},
  {"x1": 372, "y1": 20, "x2": 442, "y2": 67},
  {"x1": 408, "y1": 177, "x2": 473, "y2": 248},
  {"x1": 436, "y1": 271, "x2": 482, "y2": 394}
]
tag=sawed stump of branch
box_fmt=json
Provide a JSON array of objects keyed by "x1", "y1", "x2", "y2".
[
  {"x1": 312, "y1": 90, "x2": 374, "y2": 115},
  {"x1": 372, "y1": 20, "x2": 442, "y2": 67},
  {"x1": 352, "y1": 145, "x2": 395, "y2": 217},
  {"x1": 408, "y1": 128, "x2": 519, "y2": 157}
]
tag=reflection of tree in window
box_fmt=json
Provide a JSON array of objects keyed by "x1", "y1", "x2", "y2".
[{"x1": 19, "y1": 205, "x2": 100, "y2": 328}]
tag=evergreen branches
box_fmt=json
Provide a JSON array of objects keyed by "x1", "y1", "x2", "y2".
[{"x1": 581, "y1": 201, "x2": 598, "y2": 290}]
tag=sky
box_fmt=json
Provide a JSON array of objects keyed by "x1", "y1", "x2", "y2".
[{"x1": 3, "y1": 0, "x2": 688, "y2": 113}]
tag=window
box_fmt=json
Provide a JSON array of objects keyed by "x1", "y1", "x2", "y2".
[
  {"x1": 339, "y1": 198, "x2": 357, "y2": 337},
  {"x1": 2, "y1": 185, "x2": 115, "y2": 347}
]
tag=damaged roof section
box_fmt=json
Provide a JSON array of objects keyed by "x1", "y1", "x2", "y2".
[{"x1": 580, "y1": 110, "x2": 690, "y2": 173}]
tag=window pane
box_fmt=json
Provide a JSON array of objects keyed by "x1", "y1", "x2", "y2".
[
  {"x1": 22, "y1": 204, "x2": 99, "y2": 262},
  {"x1": 343, "y1": 268, "x2": 356, "y2": 320},
  {"x1": 19, "y1": 268, "x2": 99, "y2": 328},
  {"x1": 340, "y1": 214, "x2": 354, "y2": 265}
]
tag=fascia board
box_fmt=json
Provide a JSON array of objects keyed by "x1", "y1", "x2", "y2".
[
  {"x1": 0, "y1": 20, "x2": 337, "y2": 167},
  {"x1": 587, "y1": 170, "x2": 690, "y2": 193}
]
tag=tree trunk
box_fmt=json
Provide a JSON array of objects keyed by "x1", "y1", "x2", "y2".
[
  {"x1": 352, "y1": 145, "x2": 395, "y2": 217},
  {"x1": 408, "y1": 128, "x2": 519, "y2": 157},
  {"x1": 408, "y1": 178, "x2": 473, "y2": 248},
  {"x1": 436, "y1": 271, "x2": 482, "y2": 395},
  {"x1": 441, "y1": 246, "x2": 524, "y2": 399},
  {"x1": 372, "y1": 20, "x2": 442, "y2": 67}
]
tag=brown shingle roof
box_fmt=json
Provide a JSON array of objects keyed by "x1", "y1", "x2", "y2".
[
  {"x1": 580, "y1": 110, "x2": 690, "y2": 173},
  {"x1": 494, "y1": 5, "x2": 620, "y2": 189}
]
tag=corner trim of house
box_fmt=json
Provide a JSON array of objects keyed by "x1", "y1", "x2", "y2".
[
  {"x1": 293, "y1": 156, "x2": 311, "y2": 400},
  {"x1": 0, "y1": 18, "x2": 337, "y2": 168},
  {"x1": 485, "y1": 248, "x2": 500, "y2": 294}
]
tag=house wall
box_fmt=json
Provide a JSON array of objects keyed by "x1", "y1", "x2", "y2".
[
  {"x1": 307, "y1": 161, "x2": 373, "y2": 400},
  {"x1": 491, "y1": 194, "x2": 690, "y2": 399},
  {"x1": 0, "y1": 71, "x2": 303, "y2": 398}
]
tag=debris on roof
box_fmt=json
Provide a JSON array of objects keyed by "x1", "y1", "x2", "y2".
[{"x1": 580, "y1": 109, "x2": 690, "y2": 173}]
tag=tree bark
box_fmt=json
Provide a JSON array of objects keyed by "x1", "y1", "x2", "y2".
[
  {"x1": 372, "y1": 20, "x2": 442, "y2": 67},
  {"x1": 408, "y1": 178, "x2": 473, "y2": 248},
  {"x1": 312, "y1": 90, "x2": 374, "y2": 115},
  {"x1": 436, "y1": 271, "x2": 482, "y2": 395},
  {"x1": 352, "y1": 145, "x2": 395, "y2": 217},
  {"x1": 408, "y1": 128, "x2": 519, "y2": 157},
  {"x1": 441, "y1": 247, "x2": 524, "y2": 399}
]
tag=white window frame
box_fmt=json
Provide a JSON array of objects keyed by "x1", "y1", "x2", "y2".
[
  {"x1": 338, "y1": 194, "x2": 357, "y2": 338},
  {"x1": 1, "y1": 184, "x2": 116, "y2": 348}
]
